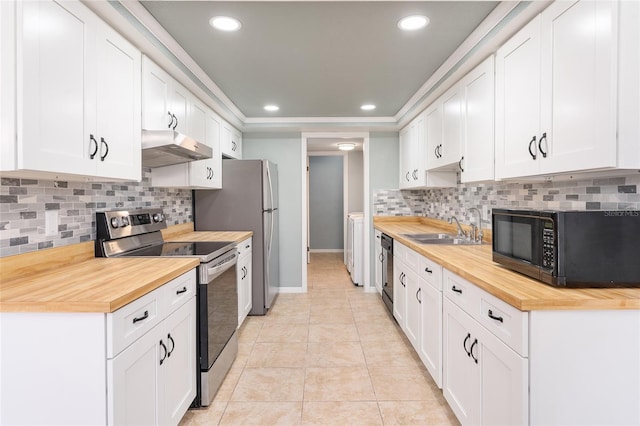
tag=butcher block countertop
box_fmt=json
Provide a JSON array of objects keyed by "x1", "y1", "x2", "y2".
[
  {"x1": 0, "y1": 223, "x2": 252, "y2": 313},
  {"x1": 375, "y1": 216, "x2": 640, "y2": 311}
]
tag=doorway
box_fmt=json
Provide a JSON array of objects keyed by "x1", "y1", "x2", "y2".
[{"x1": 301, "y1": 132, "x2": 371, "y2": 293}]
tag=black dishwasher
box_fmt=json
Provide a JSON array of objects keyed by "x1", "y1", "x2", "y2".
[{"x1": 381, "y1": 233, "x2": 393, "y2": 315}]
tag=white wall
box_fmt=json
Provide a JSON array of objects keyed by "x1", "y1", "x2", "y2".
[{"x1": 242, "y1": 133, "x2": 303, "y2": 289}]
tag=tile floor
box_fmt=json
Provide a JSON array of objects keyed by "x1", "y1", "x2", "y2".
[{"x1": 180, "y1": 253, "x2": 459, "y2": 425}]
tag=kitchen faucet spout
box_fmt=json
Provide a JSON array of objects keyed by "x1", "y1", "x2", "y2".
[
  {"x1": 448, "y1": 216, "x2": 466, "y2": 238},
  {"x1": 467, "y1": 207, "x2": 483, "y2": 243}
]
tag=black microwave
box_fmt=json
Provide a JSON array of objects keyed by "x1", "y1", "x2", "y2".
[{"x1": 492, "y1": 209, "x2": 640, "y2": 288}]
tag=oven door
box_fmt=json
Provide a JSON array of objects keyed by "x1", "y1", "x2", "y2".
[
  {"x1": 198, "y1": 252, "x2": 238, "y2": 371},
  {"x1": 492, "y1": 210, "x2": 544, "y2": 279}
]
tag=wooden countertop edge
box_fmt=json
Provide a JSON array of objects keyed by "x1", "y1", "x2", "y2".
[{"x1": 374, "y1": 217, "x2": 640, "y2": 311}]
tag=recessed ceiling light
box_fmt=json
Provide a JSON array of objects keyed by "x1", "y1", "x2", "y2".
[
  {"x1": 338, "y1": 143, "x2": 356, "y2": 151},
  {"x1": 209, "y1": 16, "x2": 241, "y2": 32},
  {"x1": 361, "y1": 104, "x2": 376, "y2": 111},
  {"x1": 398, "y1": 15, "x2": 429, "y2": 31},
  {"x1": 264, "y1": 105, "x2": 279, "y2": 112}
]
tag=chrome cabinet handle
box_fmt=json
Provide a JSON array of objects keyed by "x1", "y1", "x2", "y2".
[
  {"x1": 89, "y1": 134, "x2": 98, "y2": 159},
  {"x1": 459, "y1": 156, "x2": 464, "y2": 172},
  {"x1": 172, "y1": 114, "x2": 178, "y2": 130},
  {"x1": 167, "y1": 111, "x2": 174, "y2": 128},
  {"x1": 528, "y1": 135, "x2": 537, "y2": 160},
  {"x1": 416, "y1": 288, "x2": 421, "y2": 303}
]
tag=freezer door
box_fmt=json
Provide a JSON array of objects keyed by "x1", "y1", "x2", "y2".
[{"x1": 263, "y1": 161, "x2": 279, "y2": 211}]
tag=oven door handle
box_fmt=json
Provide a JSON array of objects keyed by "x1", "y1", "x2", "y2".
[{"x1": 203, "y1": 253, "x2": 238, "y2": 283}]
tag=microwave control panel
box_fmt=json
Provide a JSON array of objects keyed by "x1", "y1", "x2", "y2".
[{"x1": 542, "y1": 220, "x2": 555, "y2": 269}]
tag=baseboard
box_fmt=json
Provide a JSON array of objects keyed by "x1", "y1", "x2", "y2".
[{"x1": 309, "y1": 249, "x2": 344, "y2": 253}]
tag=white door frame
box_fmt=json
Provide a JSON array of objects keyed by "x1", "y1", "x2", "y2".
[{"x1": 301, "y1": 132, "x2": 372, "y2": 293}]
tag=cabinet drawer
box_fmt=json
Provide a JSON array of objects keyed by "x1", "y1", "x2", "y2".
[
  {"x1": 163, "y1": 269, "x2": 197, "y2": 316},
  {"x1": 107, "y1": 286, "x2": 163, "y2": 358},
  {"x1": 443, "y1": 270, "x2": 481, "y2": 315},
  {"x1": 394, "y1": 242, "x2": 419, "y2": 271},
  {"x1": 478, "y1": 291, "x2": 528, "y2": 357},
  {"x1": 237, "y1": 237, "x2": 252, "y2": 258},
  {"x1": 418, "y1": 255, "x2": 442, "y2": 291}
]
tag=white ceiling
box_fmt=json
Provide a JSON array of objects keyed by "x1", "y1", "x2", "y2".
[
  {"x1": 139, "y1": 1, "x2": 498, "y2": 120},
  {"x1": 307, "y1": 138, "x2": 364, "y2": 152}
]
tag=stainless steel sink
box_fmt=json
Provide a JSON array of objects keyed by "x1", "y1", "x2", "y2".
[{"x1": 402, "y1": 233, "x2": 481, "y2": 245}]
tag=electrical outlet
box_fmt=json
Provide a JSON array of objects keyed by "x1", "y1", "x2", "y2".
[{"x1": 45, "y1": 210, "x2": 58, "y2": 236}]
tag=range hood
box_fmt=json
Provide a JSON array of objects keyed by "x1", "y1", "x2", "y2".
[{"x1": 141, "y1": 130, "x2": 212, "y2": 168}]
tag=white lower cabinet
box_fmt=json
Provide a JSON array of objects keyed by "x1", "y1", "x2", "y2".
[
  {"x1": 0, "y1": 270, "x2": 197, "y2": 426},
  {"x1": 393, "y1": 242, "x2": 444, "y2": 388},
  {"x1": 443, "y1": 297, "x2": 528, "y2": 426},
  {"x1": 237, "y1": 237, "x2": 253, "y2": 327}
]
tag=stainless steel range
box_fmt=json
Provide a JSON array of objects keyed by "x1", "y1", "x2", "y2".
[{"x1": 95, "y1": 208, "x2": 238, "y2": 407}]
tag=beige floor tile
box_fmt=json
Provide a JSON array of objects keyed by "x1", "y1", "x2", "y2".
[
  {"x1": 369, "y1": 365, "x2": 439, "y2": 401},
  {"x1": 308, "y1": 323, "x2": 360, "y2": 342},
  {"x1": 256, "y1": 323, "x2": 309, "y2": 343},
  {"x1": 301, "y1": 401, "x2": 382, "y2": 425},
  {"x1": 238, "y1": 319, "x2": 265, "y2": 344},
  {"x1": 179, "y1": 401, "x2": 228, "y2": 425},
  {"x1": 265, "y1": 308, "x2": 310, "y2": 324},
  {"x1": 306, "y1": 341, "x2": 366, "y2": 367},
  {"x1": 355, "y1": 321, "x2": 405, "y2": 342},
  {"x1": 309, "y1": 307, "x2": 355, "y2": 324},
  {"x1": 360, "y1": 340, "x2": 421, "y2": 369},
  {"x1": 220, "y1": 401, "x2": 303, "y2": 425},
  {"x1": 238, "y1": 342, "x2": 255, "y2": 358},
  {"x1": 246, "y1": 342, "x2": 308, "y2": 368},
  {"x1": 378, "y1": 400, "x2": 460, "y2": 425},
  {"x1": 304, "y1": 367, "x2": 375, "y2": 401},
  {"x1": 307, "y1": 289, "x2": 349, "y2": 300},
  {"x1": 213, "y1": 360, "x2": 245, "y2": 402},
  {"x1": 231, "y1": 368, "x2": 306, "y2": 402}
]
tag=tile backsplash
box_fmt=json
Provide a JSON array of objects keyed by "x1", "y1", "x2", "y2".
[
  {"x1": 374, "y1": 173, "x2": 640, "y2": 229},
  {"x1": 0, "y1": 169, "x2": 192, "y2": 257}
]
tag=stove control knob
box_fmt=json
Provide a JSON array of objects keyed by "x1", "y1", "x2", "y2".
[
  {"x1": 152, "y1": 213, "x2": 161, "y2": 223},
  {"x1": 121, "y1": 216, "x2": 130, "y2": 227},
  {"x1": 110, "y1": 217, "x2": 120, "y2": 228}
]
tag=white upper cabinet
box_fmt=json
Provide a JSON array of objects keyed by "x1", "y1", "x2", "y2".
[
  {"x1": 460, "y1": 56, "x2": 495, "y2": 183},
  {"x1": 426, "y1": 84, "x2": 462, "y2": 171},
  {"x1": 144, "y1": 57, "x2": 222, "y2": 189},
  {"x1": 496, "y1": 0, "x2": 637, "y2": 179},
  {"x1": 221, "y1": 122, "x2": 242, "y2": 159},
  {"x1": 2, "y1": 0, "x2": 141, "y2": 181}
]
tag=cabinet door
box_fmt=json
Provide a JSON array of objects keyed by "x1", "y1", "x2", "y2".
[
  {"x1": 108, "y1": 325, "x2": 161, "y2": 426},
  {"x1": 477, "y1": 325, "x2": 529, "y2": 426},
  {"x1": 410, "y1": 114, "x2": 426, "y2": 186},
  {"x1": 495, "y1": 16, "x2": 542, "y2": 179},
  {"x1": 419, "y1": 280, "x2": 442, "y2": 388},
  {"x1": 232, "y1": 128, "x2": 242, "y2": 159},
  {"x1": 539, "y1": 0, "x2": 617, "y2": 173},
  {"x1": 404, "y1": 269, "x2": 421, "y2": 349},
  {"x1": 20, "y1": 0, "x2": 96, "y2": 175},
  {"x1": 461, "y1": 56, "x2": 495, "y2": 183},
  {"x1": 443, "y1": 298, "x2": 480, "y2": 425},
  {"x1": 95, "y1": 22, "x2": 141, "y2": 181},
  {"x1": 142, "y1": 57, "x2": 173, "y2": 130},
  {"x1": 399, "y1": 126, "x2": 411, "y2": 188},
  {"x1": 160, "y1": 299, "x2": 197, "y2": 426},
  {"x1": 393, "y1": 258, "x2": 407, "y2": 328},
  {"x1": 204, "y1": 111, "x2": 222, "y2": 189},
  {"x1": 169, "y1": 84, "x2": 189, "y2": 135},
  {"x1": 440, "y1": 86, "x2": 463, "y2": 166},
  {"x1": 374, "y1": 232, "x2": 383, "y2": 293},
  {"x1": 242, "y1": 254, "x2": 253, "y2": 323},
  {"x1": 425, "y1": 102, "x2": 443, "y2": 170}
]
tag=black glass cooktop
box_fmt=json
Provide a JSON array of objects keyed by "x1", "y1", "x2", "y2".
[{"x1": 124, "y1": 241, "x2": 235, "y2": 263}]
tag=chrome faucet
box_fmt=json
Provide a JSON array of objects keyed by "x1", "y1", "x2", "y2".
[
  {"x1": 448, "y1": 216, "x2": 466, "y2": 238},
  {"x1": 467, "y1": 207, "x2": 484, "y2": 243}
]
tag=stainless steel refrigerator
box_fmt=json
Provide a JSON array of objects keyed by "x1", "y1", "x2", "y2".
[{"x1": 194, "y1": 159, "x2": 279, "y2": 315}]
